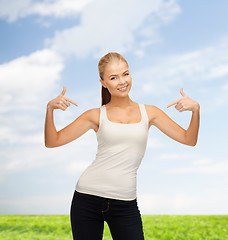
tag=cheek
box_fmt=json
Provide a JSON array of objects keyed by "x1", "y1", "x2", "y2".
[
  {"x1": 128, "y1": 76, "x2": 132, "y2": 83},
  {"x1": 108, "y1": 82, "x2": 118, "y2": 90}
]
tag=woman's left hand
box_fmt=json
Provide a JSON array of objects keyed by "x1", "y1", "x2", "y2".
[{"x1": 166, "y1": 88, "x2": 200, "y2": 112}]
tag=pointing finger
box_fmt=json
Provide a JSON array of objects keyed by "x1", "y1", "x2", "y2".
[
  {"x1": 64, "y1": 96, "x2": 79, "y2": 106},
  {"x1": 166, "y1": 99, "x2": 180, "y2": 108}
]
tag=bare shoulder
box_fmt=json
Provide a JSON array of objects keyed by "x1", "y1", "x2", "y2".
[
  {"x1": 82, "y1": 107, "x2": 100, "y2": 133},
  {"x1": 144, "y1": 104, "x2": 162, "y2": 127}
]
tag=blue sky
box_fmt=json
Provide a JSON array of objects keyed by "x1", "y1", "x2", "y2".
[{"x1": 0, "y1": 0, "x2": 227, "y2": 215}]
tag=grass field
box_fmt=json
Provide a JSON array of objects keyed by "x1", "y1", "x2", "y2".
[{"x1": 0, "y1": 215, "x2": 227, "y2": 240}]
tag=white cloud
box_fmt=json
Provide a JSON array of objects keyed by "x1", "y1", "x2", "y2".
[
  {"x1": 147, "y1": 135, "x2": 164, "y2": 148},
  {"x1": 49, "y1": 0, "x2": 181, "y2": 58},
  {"x1": 1, "y1": 188, "x2": 227, "y2": 214},
  {"x1": 0, "y1": 48, "x2": 64, "y2": 112},
  {"x1": 137, "y1": 191, "x2": 228, "y2": 214},
  {"x1": 165, "y1": 159, "x2": 228, "y2": 174},
  {"x1": 0, "y1": 127, "x2": 43, "y2": 144},
  {"x1": 0, "y1": 0, "x2": 92, "y2": 22},
  {"x1": 158, "y1": 153, "x2": 193, "y2": 161},
  {"x1": 0, "y1": 48, "x2": 65, "y2": 180},
  {"x1": 0, "y1": 48, "x2": 64, "y2": 153},
  {"x1": 134, "y1": 42, "x2": 228, "y2": 95},
  {"x1": 131, "y1": 36, "x2": 228, "y2": 112},
  {"x1": 0, "y1": 0, "x2": 30, "y2": 22},
  {"x1": 32, "y1": 0, "x2": 92, "y2": 18},
  {"x1": 211, "y1": 82, "x2": 228, "y2": 109},
  {"x1": 0, "y1": 129, "x2": 98, "y2": 182},
  {"x1": 192, "y1": 157, "x2": 214, "y2": 166},
  {"x1": 0, "y1": 44, "x2": 103, "y2": 182},
  {"x1": 0, "y1": 192, "x2": 72, "y2": 214}
]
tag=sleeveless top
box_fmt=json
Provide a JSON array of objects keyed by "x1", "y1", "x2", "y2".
[{"x1": 75, "y1": 103, "x2": 149, "y2": 200}]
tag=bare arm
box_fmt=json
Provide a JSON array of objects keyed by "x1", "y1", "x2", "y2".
[
  {"x1": 45, "y1": 105, "x2": 58, "y2": 147},
  {"x1": 44, "y1": 86, "x2": 95, "y2": 148},
  {"x1": 149, "y1": 88, "x2": 200, "y2": 146},
  {"x1": 185, "y1": 106, "x2": 200, "y2": 146}
]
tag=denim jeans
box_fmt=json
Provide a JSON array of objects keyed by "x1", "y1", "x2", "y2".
[{"x1": 70, "y1": 190, "x2": 145, "y2": 240}]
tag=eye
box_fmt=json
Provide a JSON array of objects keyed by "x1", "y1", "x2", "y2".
[
  {"x1": 110, "y1": 77, "x2": 116, "y2": 80},
  {"x1": 124, "y1": 73, "x2": 129, "y2": 76}
]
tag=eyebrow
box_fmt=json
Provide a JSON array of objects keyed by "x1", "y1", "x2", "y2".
[{"x1": 109, "y1": 70, "x2": 129, "y2": 78}]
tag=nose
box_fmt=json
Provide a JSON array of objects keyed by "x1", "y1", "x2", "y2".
[{"x1": 119, "y1": 76, "x2": 125, "y2": 84}]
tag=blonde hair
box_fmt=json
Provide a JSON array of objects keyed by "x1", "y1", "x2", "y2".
[{"x1": 98, "y1": 52, "x2": 129, "y2": 105}]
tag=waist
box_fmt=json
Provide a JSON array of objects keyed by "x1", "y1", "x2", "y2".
[{"x1": 74, "y1": 189, "x2": 137, "y2": 202}]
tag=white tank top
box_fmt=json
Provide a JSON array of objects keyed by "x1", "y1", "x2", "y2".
[{"x1": 75, "y1": 103, "x2": 149, "y2": 200}]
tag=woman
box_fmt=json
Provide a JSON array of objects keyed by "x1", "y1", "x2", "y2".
[{"x1": 44, "y1": 52, "x2": 200, "y2": 240}]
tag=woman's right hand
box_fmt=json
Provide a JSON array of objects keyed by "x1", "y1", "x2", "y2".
[{"x1": 47, "y1": 86, "x2": 79, "y2": 111}]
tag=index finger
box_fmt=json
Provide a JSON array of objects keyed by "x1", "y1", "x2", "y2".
[
  {"x1": 166, "y1": 99, "x2": 179, "y2": 108},
  {"x1": 64, "y1": 96, "x2": 79, "y2": 106}
]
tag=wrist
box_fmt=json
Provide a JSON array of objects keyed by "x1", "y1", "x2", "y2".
[
  {"x1": 192, "y1": 102, "x2": 200, "y2": 112},
  {"x1": 47, "y1": 102, "x2": 54, "y2": 111}
]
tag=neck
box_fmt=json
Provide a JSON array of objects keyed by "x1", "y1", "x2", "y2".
[{"x1": 108, "y1": 95, "x2": 134, "y2": 108}]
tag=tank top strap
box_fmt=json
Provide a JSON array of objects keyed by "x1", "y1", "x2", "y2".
[
  {"x1": 138, "y1": 103, "x2": 148, "y2": 124},
  {"x1": 99, "y1": 104, "x2": 105, "y2": 126}
]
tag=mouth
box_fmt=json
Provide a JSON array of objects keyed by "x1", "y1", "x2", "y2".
[{"x1": 118, "y1": 85, "x2": 128, "y2": 91}]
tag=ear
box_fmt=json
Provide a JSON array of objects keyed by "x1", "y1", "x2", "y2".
[{"x1": 100, "y1": 78, "x2": 107, "y2": 88}]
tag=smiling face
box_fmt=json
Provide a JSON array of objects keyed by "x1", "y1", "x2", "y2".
[{"x1": 100, "y1": 60, "x2": 132, "y2": 97}]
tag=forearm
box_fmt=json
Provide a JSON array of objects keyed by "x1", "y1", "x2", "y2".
[
  {"x1": 44, "y1": 104, "x2": 58, "y2": 148},
  {"x1": 185, "y1": 104, "x2": 200, "y2": 146}
]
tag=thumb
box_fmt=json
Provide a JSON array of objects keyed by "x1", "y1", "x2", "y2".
[
  {"x1": 61, "y1": 86, "x2": 66, "y2": 96},
  {"x1": 180, "y1": 87, "x2": 186, "y2": 97}
]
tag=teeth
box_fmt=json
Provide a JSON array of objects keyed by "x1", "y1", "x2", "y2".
[{"x1": 119, "y1": 85, "x2": 127, "y2": 90}]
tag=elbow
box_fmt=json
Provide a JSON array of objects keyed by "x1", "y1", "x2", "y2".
[
  {"x1": 183, "y1": 141, "x2": 195, "y2": 147},
  {"x1": 193, "y1": 139, "x2": 198, "y2": 146},
  {"x1": 186, "y1": 139, "x2": 198, "y2": 147},
  {"x1": 45, "y1": 142, "x2": 52, "y2": 148},
  {"x1": 44, "y1": 132, "x2": 59, "y2": 148},
  {"x1": 189, "y1": 142, "x2": 197, "y2": 147},
  {"x1": 184, "y1": 132, "x2": 198, "y2": 146},
  {"x1": 45, "y1": 144, "x2": 56, "y2": 148},
  {"x1": 44, "y1": 135, "x2": 59, "y2": 148},
  {"x1": 45, "y1": 140, "x2": 57, "y2": 148},
  {"x1": 44, "y1": 138, "x2": 50, "y2": 148},
  {"x1": 191, "y1": 136, "x2": 198, "y2": 146}
]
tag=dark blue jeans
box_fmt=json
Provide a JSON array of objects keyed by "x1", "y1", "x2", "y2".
[{"x1": 70, "y1": 190, "x2": 145, "y2": 240}]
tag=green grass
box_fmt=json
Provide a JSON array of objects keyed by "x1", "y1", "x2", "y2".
[{"x1": 0, "y1": 215, "x2": 227, "y2": 240}]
